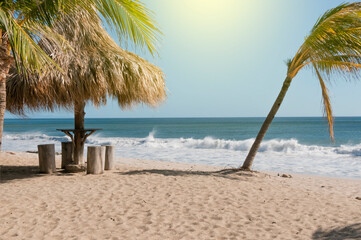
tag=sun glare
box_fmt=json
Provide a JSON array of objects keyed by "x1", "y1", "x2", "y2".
[
  {"x1": 170, "y1": 0, "x2": 257, "y2": 34},
  {"x1": 184, "y1": 0, "x2": 227, "y2": 16},
  {"x1": 183, "y1": 0, "x2": 238, "y2": 25}
]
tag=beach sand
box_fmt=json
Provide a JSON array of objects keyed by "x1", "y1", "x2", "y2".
[{"x1": 0, "y1": 151, "x2": 360, "y2": 240}]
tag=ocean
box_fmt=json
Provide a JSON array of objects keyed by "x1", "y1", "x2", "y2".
[{"x1": 2, "y1": 117, "x2": 361, "y2": 178}]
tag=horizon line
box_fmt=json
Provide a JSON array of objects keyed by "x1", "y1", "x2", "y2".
[{"x1": 4, "y1": 116, "x2": 361, "y2": 120}]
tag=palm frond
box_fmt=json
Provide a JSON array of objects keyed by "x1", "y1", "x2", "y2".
[
  {"x1": 289, "y1": 3, "x2": 361, "y2": 73},
  {"x1": 305, "y1": 3, "x2": 361, "y2": 60},
  {"x1": 13, "y1": 0, "x2": 92, "y2": 25},
  {"x1": 314, "y1": 59, "x2": 361, "y2": 81},
  {"x1": 284, "y1": 3, "x2": 361, "y2": 142},
  {"x1": 311, "y1": 3, "x2": 353, "y2": 32},
  {"x1": 97, "y1": 0, "x2": 161, "y2": 55},
  {"x1": 0, "y1": 0, "x2": 161, "y2": 79},
  {"x1": 0, "y1": 8, "x2": 60, "y2": 75},
  {"x1": 313, "y1": 63, "x2": 334, "y2": 142},
  {"x1": 27, "y1": 0, "x2": 162, "y2": 55}
]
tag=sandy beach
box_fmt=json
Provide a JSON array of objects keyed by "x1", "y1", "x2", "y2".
[{"x1": 0, "y1": 151, "x2": 360, "y2": 240}]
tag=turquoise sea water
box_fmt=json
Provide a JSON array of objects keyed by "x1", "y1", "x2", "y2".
[{"x1": 3, "y1": 117, "x2": 361, "y2": 178}]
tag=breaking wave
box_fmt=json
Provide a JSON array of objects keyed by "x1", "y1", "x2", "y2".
[
  {"x1": 3, "y1": 131, "x2": 361, "y2": 178},
  {"x1": 4, "y1": 131, "x2": 361, "y2": 158}
]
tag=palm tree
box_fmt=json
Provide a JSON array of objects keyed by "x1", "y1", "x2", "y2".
[
  {"x1": 6, "y1": 9, "x2": 166, "y2": 167},
  {"x1": 241, "y1": 3, "x2": 361, "y2": 170},
  {"x1": 0, "y1": 0, "x2": 160, "y2": 150}
]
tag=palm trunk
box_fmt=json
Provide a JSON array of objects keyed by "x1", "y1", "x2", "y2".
[
  {"x1": 0, "y1": 32, "x2": 11, "y2": 151},
  {"x1": 73, "y1": 101, "x2": 86, "y2": 165},
  {"x1": 241, "y1": 76, "x2": 293, "y2": 170},
  {"x1": 0, "y1": 76, "x2": 6, "y2": 151}
]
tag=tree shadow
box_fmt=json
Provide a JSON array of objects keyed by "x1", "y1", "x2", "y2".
[
  {"x1": 0, "y1": 165, "x2": 75, "y2": 183},
  {"x1": 312, "y1": 223, "x2": 361, "y2": 240},
  {"x1": 0, "y1": 165, "x2": 44, "y2": 183},
  {"x1": 118, "y1": 168, "x2": 258, "y2": 181}
]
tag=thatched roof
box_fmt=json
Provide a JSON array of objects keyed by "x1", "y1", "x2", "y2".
[{"x1": 6, "y1": 10, "x2": 166, "y2": 114}]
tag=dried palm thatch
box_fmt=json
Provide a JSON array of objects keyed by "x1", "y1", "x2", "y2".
[{"x1": 6, "y1": 9, "x2": 166, "y2": 115}]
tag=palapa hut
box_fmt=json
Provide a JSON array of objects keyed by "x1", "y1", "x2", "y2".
[{"x1": 6, "y1": 11, "x2": 166, "y2": 168}]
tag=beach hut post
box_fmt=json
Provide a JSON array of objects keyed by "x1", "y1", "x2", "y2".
[{"x1": 74, "y1": 101, "x2": 86, "y2": 165}]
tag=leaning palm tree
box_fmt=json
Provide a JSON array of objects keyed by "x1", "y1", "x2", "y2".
[
  {"x1": 0, "y1": 0, "x2": 160, "y2": 150},
  {"x1": 241, "y1": 3, "x2": 361, "y2": 170},
  {"x1": 6, "y1": 9, "x2": 166, "y2": 167}
]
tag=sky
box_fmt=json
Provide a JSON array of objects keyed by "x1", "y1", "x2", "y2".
[{"x1": 6, "y1": 0, "x2": 361, "y2": 119}]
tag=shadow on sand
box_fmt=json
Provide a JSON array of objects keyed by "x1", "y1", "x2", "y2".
[
  {"x1": 0, "y1": 165, "x2": 75, "y2": 183},
  {"x1": 119, "y1": 168, "x2": 257, "y2": 180},
  {"x1": 312, "y1": 223, "x2": 361, "y2": 240},
  {"x1": 0, "y1": 165, "x2": 44, "y2": 183}
]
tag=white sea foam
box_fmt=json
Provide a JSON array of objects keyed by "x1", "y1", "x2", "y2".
[{"x1": 2, "y1": 131, "x2": 361, "y2": 178}]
